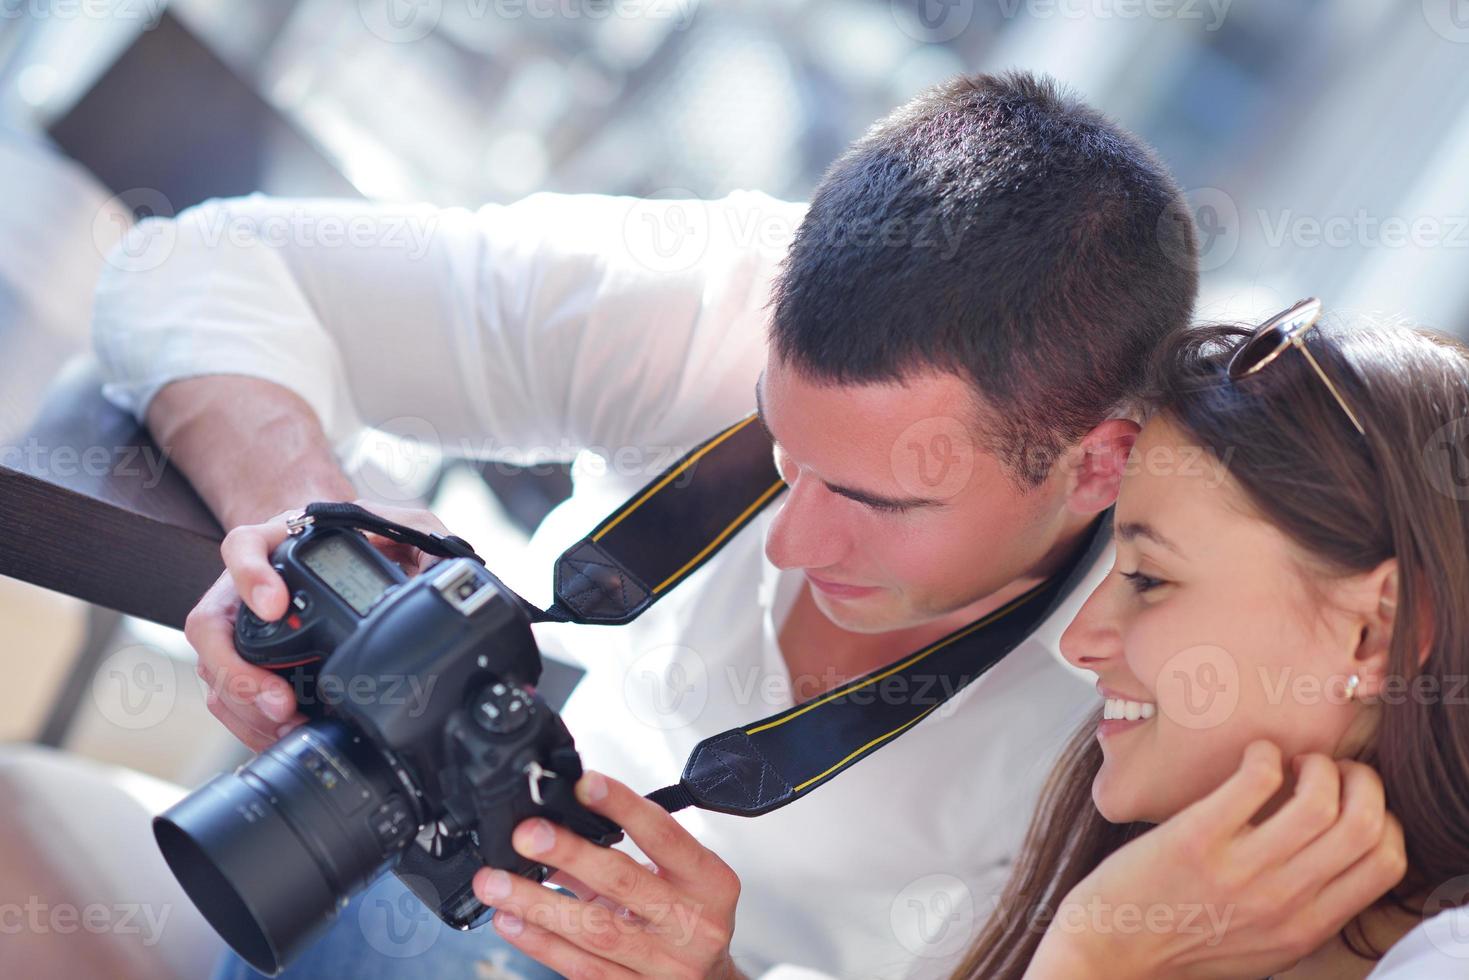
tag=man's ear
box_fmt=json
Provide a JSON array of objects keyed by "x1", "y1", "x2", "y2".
[{"x1": 1061, "y1": 418, "x2": 1140, "y2": 514}]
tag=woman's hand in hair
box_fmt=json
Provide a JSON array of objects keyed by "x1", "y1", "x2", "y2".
[{"x1": 1025, "y1": 740, "x2": 1407, "y2": 979}]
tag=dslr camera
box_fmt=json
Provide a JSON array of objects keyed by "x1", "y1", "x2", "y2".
[{"x1": 153, "y1": 515, "x2": 621, "y2": 976}]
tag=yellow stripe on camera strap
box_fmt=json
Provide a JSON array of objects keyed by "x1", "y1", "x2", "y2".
[
  {"x1": 527, "y1": 411, "x2": 1114, "y2": 818},
  {"x1": 540, "y1": 413, "x2": 788, "y2": 624}
]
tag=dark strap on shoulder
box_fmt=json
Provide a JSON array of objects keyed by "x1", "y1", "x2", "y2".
[
  {"x1": 543, "y1": 414, "x2": 785, "y2": 624},
  {"x1": 295, "y1": 413, "x2": 1113, "y2": 820},
  {"x1": 648, "y1": 507, "x2": 1113, "y2": 815}
]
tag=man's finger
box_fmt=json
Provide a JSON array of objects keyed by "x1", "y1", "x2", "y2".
[
  {"x1": 221, "y1": 517, "x2": 293, "y2": 620},
  {"x1": 546, "y1": 869, "x2": 656, "y2": 919},
  {"x1": 204, "y1": 687, "x2": 279, "y2": 751},
  {"x1": 506, "y1": 816, "x2": 683, "y2": 921},
  {"x1": 185, "y1": 575, "x2": 298, "y2": 728},
  {"x1": 545, "y1": 870, "x2": 601, "y2": 903},
  {"x1": 472, "y1": 869, "x2": 663, "y2": 972},
  {"x1": 491, "y1": 910, "x2": 641, "y2": 980},
  {"x1": 573, "y1": 772, "x2": 720, "y2": 885}
]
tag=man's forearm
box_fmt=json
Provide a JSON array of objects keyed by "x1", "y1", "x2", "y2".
[{"x1": 146, "y1": 376, "x2": 356, "y2": 530}]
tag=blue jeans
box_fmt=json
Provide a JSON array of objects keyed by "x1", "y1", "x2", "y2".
[{"x1": 210, "y1": 872, "x2": 564, "y2": 980}]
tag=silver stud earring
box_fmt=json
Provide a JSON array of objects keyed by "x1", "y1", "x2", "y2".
[{"x1": 1345, "y1": 674, "x2": 1361, "y2": 701}]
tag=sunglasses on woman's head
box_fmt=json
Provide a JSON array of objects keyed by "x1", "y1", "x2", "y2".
[{"x1": 1227, "y1": 297, "x2": 1367, "y2": 436}]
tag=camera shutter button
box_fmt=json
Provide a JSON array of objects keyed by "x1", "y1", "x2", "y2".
[{"x1": 473, "y1": 681, "x2": 533, "y2": 735}]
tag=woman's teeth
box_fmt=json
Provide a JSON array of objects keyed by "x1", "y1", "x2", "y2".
[{"x1": 1103, "y1": 698, "x2": 1156, "y2": 721}]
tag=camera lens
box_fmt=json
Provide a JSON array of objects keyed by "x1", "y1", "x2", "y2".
[{"x1": 153, "y1": 719, "x2": 419, "y2": 975}]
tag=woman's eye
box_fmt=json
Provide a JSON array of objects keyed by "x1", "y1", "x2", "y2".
[
  {"x1": 865, "y1": 499, "x2": 912, "y2": 515},
  {"x1": 1120, "y1": 570, "x2": 1166, "y2": 594}
]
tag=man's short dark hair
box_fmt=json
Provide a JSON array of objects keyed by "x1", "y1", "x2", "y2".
[{"x1": 769, "y1": 70, "x2": 1199, "y2": 488}]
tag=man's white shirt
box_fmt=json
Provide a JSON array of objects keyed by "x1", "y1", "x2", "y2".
[{"x1": 93, "y1": 190, "x2": 1107, "y2": 978}]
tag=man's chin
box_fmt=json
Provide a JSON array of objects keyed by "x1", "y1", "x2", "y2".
[{"x1": 810, "y1": 588, "x2": 904, "y2": 634}]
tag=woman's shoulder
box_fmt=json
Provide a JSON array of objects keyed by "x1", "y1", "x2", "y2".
[{"x1": 1367, "y1": 903, "x2": 1469, "y2": 978}]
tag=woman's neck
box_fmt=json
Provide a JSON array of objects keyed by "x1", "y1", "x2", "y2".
[{"x1": 1274, "y1": 898, "x2": 1422, "y2": 980}]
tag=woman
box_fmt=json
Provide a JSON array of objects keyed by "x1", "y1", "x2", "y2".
[{"x1": 962, "y1": 299, "x2": 1469, "y2": 977}]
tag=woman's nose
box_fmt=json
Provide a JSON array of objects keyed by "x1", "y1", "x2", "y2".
[
  {"x1": 1060, "y1": 571, "x2": 1126, "y2": 672},
  {"x1": 763, "y1": 474, "x2": 848, "y2": 571}
]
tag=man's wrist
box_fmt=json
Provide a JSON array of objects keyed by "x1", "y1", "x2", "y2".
[
  {"x1": 146, "y1": 375, "x2": 357, "y2": 530},
  {"x1": 219, "y1": 470, "x2": 355, "y2": 530}
]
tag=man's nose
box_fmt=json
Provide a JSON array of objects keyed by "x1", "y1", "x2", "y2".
[
  {"x1": 763, "y1": 475, "x2": 848, "y2": 571},
  {"x1": 1059, "y1": 571, "x2": 1126, "y2": 673}
]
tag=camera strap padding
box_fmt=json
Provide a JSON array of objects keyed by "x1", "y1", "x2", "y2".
[
  {"x1": 542, "y1": 413, "x2": 787, "y2": 624},
  {"x1": 302, "y1": 412, "x2": 1112, "y2": 820}
]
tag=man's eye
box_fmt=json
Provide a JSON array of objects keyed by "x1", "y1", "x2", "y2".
[
  {"x1": 1120, "y1": 570, "x2": 1166, "y2": 594},
  {"x1": 865, "y1": 499, "x2": 912, "y2": 515}
]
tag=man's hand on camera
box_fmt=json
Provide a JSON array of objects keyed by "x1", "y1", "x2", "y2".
[
  {"x1": 473, "y1": 771, "x2": 746, "y2": 980},
  {"x1": 185, "y1": 500, "x2": 453, "y2": 751}
]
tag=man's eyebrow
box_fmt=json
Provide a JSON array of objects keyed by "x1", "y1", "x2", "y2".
[
  {"x1": 753, "y1": 376, "x2": 945, "y2": 510},
  {"x1": 1115, "y1": 521, "x2": 1187, "y2": 558}
]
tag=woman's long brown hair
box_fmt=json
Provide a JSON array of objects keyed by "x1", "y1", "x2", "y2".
[{"x1": 956, "y1": 318, "x2": 1469, "y2": 978}]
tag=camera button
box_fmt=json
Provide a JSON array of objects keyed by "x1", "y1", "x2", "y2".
[{"x1": 369, "y1": 798, "x2": 415, "y2": 849}]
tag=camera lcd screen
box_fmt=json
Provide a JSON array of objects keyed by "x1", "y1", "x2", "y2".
[{"x1": 302, "y1": 535, "x2": 394, "y2": 616}]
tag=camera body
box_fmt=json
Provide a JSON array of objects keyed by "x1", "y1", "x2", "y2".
[{"x1": 155, "y1": 523, "x2": 620, "y2": 976}]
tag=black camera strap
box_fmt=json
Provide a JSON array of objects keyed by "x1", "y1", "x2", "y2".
[{"x1": 300, "y1": 412, "x2": 1112, "y2": 819}]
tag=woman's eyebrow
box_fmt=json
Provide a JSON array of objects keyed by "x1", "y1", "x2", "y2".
[{"x1": 1115, "y1": 520, "x2": 1187, "y2": 558}]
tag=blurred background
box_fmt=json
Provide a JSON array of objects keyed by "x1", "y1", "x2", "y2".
[
  {"x1": 2, "y1": 3, "x2": 1469, "y2": 975},
  {"x1": 1, "y1": 1, "x2": 1467, "y2": 973}
]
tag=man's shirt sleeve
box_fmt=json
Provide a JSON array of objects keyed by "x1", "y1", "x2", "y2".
[{"x1": 91, "y1": 190, "x2": 804, "y2": 461}]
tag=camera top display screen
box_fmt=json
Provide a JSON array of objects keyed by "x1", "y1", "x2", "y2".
[{"x1": 302, "y1": 534, "x2": 394, "y2": 616}]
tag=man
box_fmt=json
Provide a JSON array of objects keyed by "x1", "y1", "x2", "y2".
[{"x1": 95, "y1": 72, "x2": 1192, "y2": 977}]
